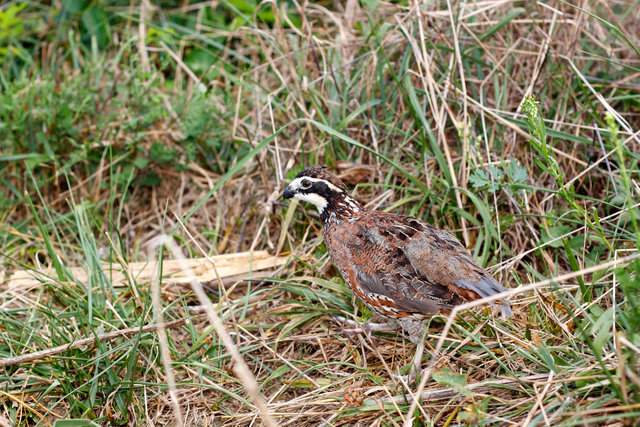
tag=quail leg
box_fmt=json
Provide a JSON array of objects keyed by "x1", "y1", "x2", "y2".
[
  {"x1": 333, "y1": 315, "x2": 428, "y2": 381},
  {"x1": 331, "y1": 315, "x2": 399, "y2": 334},
  {"x1": 395, "y1": 318, "x2": 428, "y2": 381},
  {"x1": 390, "y1": 340, "x2": 425, "y2": 383}
]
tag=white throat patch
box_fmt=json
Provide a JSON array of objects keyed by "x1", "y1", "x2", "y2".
[{"x1": 294, "y1": 192, "x2": 327, "y2": 214}]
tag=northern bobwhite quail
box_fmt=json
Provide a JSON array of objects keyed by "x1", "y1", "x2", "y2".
[{"x1": 283, "y1": 165, "x2": 511, "y2": 376}]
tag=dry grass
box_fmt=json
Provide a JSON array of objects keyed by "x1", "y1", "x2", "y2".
[{"x1": 1, "y1": 0, "x2": 640, "y2": 425}]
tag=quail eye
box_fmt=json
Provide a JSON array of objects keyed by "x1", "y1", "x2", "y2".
[{"x1": 300, "y1": 179, "x2": 312, "y2": 189}]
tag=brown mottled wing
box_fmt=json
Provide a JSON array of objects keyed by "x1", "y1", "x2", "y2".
[
  {"x1": 330, "y1": 215, "x2": 465, "y2": 316},
  {"x1": 359, "y1": 211, "x2": 512, "y2": 317}
]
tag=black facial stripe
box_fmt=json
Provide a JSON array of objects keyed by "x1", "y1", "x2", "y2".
[{"x1": 300, "y1": 181, "x2": 338, "y2": 198}]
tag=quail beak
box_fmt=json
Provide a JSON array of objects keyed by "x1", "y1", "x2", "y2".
[{"x1": 282, "y1": 186, "x2": 296, "y2": 200}]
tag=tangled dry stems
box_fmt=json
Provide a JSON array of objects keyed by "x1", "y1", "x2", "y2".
[{"x1": 1, "y1": 1, "x2": 640, "y2": 425}]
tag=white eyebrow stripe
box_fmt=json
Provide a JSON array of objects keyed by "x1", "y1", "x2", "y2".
[{"x1": 289, "y1": 176, "x2": 345, "y2": 193}]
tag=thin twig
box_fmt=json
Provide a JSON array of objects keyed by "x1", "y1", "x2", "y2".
[
  {"x1": 0, "y1": 318, "x2": 188, "y2": 368},
  {"x1": 368, "y1": 373, "x2": 550, "y2": 405}
]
